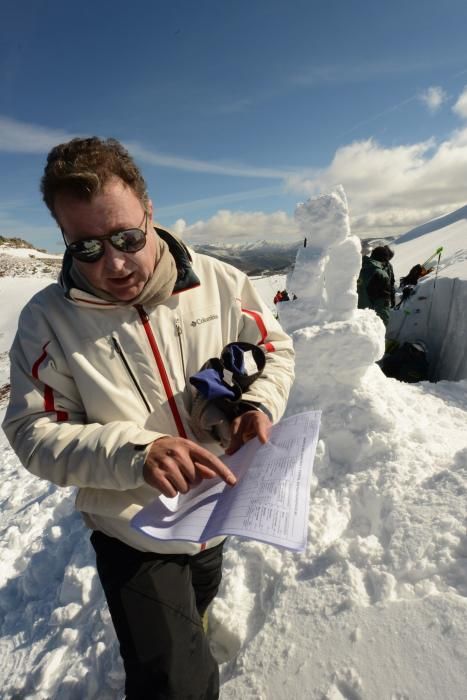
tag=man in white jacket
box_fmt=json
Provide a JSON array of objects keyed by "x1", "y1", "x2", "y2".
[{"x1": 3, "y1": 137, "x2": 295, "y2": 699}]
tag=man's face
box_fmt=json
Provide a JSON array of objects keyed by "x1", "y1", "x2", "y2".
[{"x1": 55, "y1": 178, "x2": 157, "y2": 301}]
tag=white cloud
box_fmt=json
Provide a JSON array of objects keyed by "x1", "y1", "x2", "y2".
[
  {"x1": 3, "y1": 113, "x2": 467, "y2": 246},
  {"x1": 284, "y1": 131, "x2": 467, "y2": 238},
  {"x1": 0, "y1": 115, "x2": 304, "y2": 181},
  {"x1": 418, "y1": 86, "x2": 448, "y2": 113},
  {"x1": 293, "y1": 58, "x2": 443, "y2": 87},
  {"x1": 126, "y1": 142, "x2": 293, "y2": 180},
  {"x1": 156, "y1": 186, "x2": 283, "y2": 218},
  {"x1": 452, "y1": 85, "x2": 467, "y2": 119},
  {"x1": 171, "y1": 125, "x2": 467, "y2": 243},
  {"x1": 176, "y1": 209, "x2": 299, "y2": 245},
  {"x1": 171, "y1": 219, "x2": 187, "y2": 237},
  {"x1": 0, "y1": 116, "x2": 74, "y2": 153}
]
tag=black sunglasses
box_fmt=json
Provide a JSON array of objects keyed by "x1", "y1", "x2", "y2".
[{"x1": 62, "y1": 211, "x2": 148, "y2": 263}]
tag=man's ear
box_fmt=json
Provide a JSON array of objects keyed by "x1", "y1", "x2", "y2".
[{"x1": 147, "y1": 199, "x2": 154, "y2": 221}]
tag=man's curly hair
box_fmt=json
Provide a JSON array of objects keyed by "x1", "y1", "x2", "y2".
[{"x1": 41, "y1": 137, "x2": 149, "y2": 219}]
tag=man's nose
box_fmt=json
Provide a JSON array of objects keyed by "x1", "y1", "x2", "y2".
[{"x1": 102, "y1": 242, "x2": 127, "y2": 270}]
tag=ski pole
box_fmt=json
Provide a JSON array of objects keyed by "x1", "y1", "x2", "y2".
[
  {"x1": 426, "y1": 250, "x2": 443, "y2": 328},
  {"x1": 421, "y1": 246, "x2": 443, "y2": 270}
]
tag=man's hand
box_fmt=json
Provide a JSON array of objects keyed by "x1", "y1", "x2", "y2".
[
  {"x1": 225, "y1": 410, "x2": 272, "y2": 455},
  {"x1": 143, "y1": 436, "x2": 237, "y2": 497}
]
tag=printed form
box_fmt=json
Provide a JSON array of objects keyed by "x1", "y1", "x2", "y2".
[{"x1": 131, "y1": 410, "x2": 321, "y2": 551}]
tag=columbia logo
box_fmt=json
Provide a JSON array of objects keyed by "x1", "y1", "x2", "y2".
[{"x1": 190, "y1": 314, "x2": 218, "y2": 327}]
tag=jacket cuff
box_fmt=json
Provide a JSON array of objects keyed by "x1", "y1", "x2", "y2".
[{"x1": 232, "y1": 401, "x2": 273, "y2": 421}]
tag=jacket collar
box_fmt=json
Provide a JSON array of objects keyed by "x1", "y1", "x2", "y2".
[
  {"x1": 155, "y1": 227, "x2": 200, "y2": 294},
  {"x1": 60, "y1": 227, "x2": 200, "y2": 303}
]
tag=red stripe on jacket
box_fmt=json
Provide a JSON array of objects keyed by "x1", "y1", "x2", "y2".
[
  {"x1": 136, "y1": 307, "x2": 188, "y2": 438},
  {"x1": 32, "y1": 343, "x2": 69, "y2": 421},
  {"x1": 241, "y1": 308, "x2": 275, "y2": 352}
]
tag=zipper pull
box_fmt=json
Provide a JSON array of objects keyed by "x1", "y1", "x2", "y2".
[
  {"x1": 111, "y1": 334, "x2": 121, "y2": 353},
  {"x1": 175, "y1": 318, "x2": 186, "y2": 377}
]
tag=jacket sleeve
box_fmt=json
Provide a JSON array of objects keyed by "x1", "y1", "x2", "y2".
[
  {"x1": 2, "y1": 306, "x2": 163, "y2": 491},
  {"x1": 389, "y1": 264, "x2": 396, "y2": 307},
  {"x1": 234, "y1": 273, "x2": 295, "y2": 422}
]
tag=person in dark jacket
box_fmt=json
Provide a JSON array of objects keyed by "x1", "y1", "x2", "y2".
[
  {"x1": 357, "y1": 245, "x2": 395, "y2": 325},
  {"x1": 399, "y1": 263, "x2": 432, "y2": 287}
]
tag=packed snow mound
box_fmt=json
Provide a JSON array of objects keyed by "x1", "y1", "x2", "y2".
[{"x1": 215, "y1": 187, "x2": 467, "y2": 699}]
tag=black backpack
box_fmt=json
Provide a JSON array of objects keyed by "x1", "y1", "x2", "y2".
[{"x1": 378, "y1": 341, "x2": 429, "y2": 383}]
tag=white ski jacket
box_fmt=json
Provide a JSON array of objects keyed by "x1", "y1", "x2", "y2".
[{"x1": 3, "y1": 230, "x2": 295, "y2": 554}]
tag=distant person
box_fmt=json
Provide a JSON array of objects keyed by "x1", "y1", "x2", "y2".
[
  {"x1": 274, "y1": 289, "x2": 283, "y2": 304},
  {"x1": 2, "y1": 137, "x2": 295, "y2": 700},
  {"x1": 399, "y1": 263, "x2": 432, "y2": 287},
  {"x1": 357, "y1": 245, "x2": 395, "y2": 325}
]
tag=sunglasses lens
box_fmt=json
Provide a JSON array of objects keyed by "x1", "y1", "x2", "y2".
[
  {"x1": 68, "y1": 239, "x2": 104, "y2": 262},
  {"x1": 111, "y1": 228, "x2": 146, "y2": 252}
]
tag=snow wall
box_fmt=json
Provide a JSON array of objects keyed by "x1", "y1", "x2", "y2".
[
  {"x1": 388, "y1": 216, "x2": 467, "y2": 382},
  {"x1": 387, "y1": 276, "x2": 467, "y2": 381}
]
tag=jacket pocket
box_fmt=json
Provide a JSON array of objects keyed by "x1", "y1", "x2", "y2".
[{"x1": 110, "y1": 334, "x2": 152, "y2": 414}]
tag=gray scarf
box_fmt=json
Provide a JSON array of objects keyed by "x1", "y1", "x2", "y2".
[{"x1": 70, "y1": 231, "x2": 178, "y2": 309}]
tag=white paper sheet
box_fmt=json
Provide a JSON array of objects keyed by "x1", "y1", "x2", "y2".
[{"x1": 131, "y1": 410, "x2": 321, "y2": 551}]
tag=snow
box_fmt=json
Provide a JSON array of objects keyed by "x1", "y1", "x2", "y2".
[
  {"x1": 392, "y1": 218, "x2": 467, "y2": 282},
  {"x1": 0, "y1": 245, "x2": 61, "y2": 260},
  {"x1": 0, "y1": 277, "x2": 58, "y2": 385},
  {"x1": 1, "y1": 188, "x2": 467, "y2": 699}
]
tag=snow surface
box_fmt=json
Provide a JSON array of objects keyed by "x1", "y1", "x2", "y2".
[
  {"x1": 0, "y1": 245, "x2": 61, "y2": 260},
  {"x1": 1, "y1": 188, "x2": 466, "y2": 699}
]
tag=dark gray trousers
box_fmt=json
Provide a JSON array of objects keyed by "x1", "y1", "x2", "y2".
[{"x1": 91, "y1": 531, "x2": 223, "y2": 700}]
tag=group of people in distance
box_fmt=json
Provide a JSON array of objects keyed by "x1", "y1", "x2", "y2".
[
  {"x1": 357, "y1": 243, "x2": 435, "y2": 326},
  {"x1": 273, "y1": 289, "x2": 290, "y2": 304},
  {"x1": 273, "y1": 289, "x2": 297, "y2": 304}
]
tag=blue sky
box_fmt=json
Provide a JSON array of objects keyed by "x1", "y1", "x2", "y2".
[{"x1": 1, "y1": 0, "x2": 467, "y2": 251}]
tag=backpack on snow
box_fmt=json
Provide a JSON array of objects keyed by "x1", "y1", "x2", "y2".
[{"x1": 378, "y1": 341, "x2": 429, "y2": 383}]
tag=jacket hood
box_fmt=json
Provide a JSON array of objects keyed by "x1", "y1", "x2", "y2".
[{"x1": 362, "y1": 255, "x2": 385, "y2": 272}]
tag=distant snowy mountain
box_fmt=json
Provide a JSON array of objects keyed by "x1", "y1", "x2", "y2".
[
  {"x1": 192, "y1": 239, "x2": 302, "y2": 275},
  {"x1": 193, "y1": 236, "x2": 400, "y2": 275}
]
